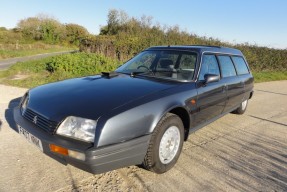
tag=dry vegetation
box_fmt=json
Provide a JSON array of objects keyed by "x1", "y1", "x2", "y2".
[
  {"x1": 80, "y1": 9, "x2": 287, "y2": 73},
  {"x1": 0, "y1": 14, "x2": 88, "y2": 59}
]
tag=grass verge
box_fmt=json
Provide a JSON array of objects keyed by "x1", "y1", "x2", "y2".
[
  {"x1": 0, "y1": 52, "x2": 119, "y2": 88},
  {"x1": 0, "y1": 43, "x2": 75, "y2": 59},
  {"x1": 253, "y1": 71, "x2": 287, "y2": 83}
]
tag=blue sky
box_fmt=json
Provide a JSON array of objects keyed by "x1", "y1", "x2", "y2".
[{"x1": 0, "y1": 0, "x2": 286, "y2": 49}]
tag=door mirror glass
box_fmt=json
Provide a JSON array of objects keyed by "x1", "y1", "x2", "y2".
[{"x1": 204, "y1": 74, "x2": 220, "y2": 84}]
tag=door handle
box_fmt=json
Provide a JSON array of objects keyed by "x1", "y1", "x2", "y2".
[{"x1": 222, "y1": 84, "x2": 227, "y2": 92}]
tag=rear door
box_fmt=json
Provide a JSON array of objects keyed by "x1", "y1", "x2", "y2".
[
  {"x1": 217, "y1": 55, "x2": 245, "y2": 113},
  {"x1": 231, "y1": 56, "x2": 254, "y2": 100},
  {"x1": 194, "y1": 54, "x2": 226, "y2": 125}
]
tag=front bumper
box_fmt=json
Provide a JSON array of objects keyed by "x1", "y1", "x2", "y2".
[{"x1": 13, "y1": 107, "x2": 151, "y2": 174}]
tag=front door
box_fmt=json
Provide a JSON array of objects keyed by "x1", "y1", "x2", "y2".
[{"x1": 194, "y1": 54, "x2": 226, "y2": 126}]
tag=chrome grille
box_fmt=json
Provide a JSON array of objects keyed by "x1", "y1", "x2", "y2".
[{"x1": 23, "y1": 108, "x2": 59, "y2": 134}]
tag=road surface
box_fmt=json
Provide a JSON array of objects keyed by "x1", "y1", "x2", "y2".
[
  {"x1": 0, "y1": 51, "x2": 76, "y2": 70},
  {"x1": 0, "y1": 81, "x2": 286, "y2": 192}
]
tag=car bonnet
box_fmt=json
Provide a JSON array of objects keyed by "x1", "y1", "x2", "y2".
[{"x1": 26, "y1": 73, "x2": 177, "y2": 122}]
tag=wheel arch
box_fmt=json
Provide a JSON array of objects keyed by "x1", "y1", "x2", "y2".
[{"x1": 169, "y1": 107, "x2": 190, "y2": 141}]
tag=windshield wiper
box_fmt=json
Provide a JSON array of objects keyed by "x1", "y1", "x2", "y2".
[
  {"x1": 130, "y1": 69, "x2": 180, "y2": 77},
  {"x1": 130, "y1": 71, "x2": 147, "y2": 77},
  {"x1": 152, "y1": 70, "x2": 178, "y2": 73},
  {"x1": 130, "y1": 71, "x2": 155, "y2": 77}
]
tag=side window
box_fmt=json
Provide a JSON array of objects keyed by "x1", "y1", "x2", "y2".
[
  {"x1": 199, "y1": 55, "x2": 220, "y2": 81},
  {"x1": 217, "y1": 55, "x2": 237, "y2": 77},
  {"x1": 232, "y1": 56, "x2": 249, "y2": 75}
]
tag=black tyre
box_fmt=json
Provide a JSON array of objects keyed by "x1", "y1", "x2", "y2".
[
  {"x1": 143, "y1": 113, "x2": 184, "y2": 174},
  {"x1": 233, "y1": 99, "x2": 248, "y2": 114}
]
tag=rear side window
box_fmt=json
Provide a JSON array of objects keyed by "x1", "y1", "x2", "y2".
[
  {"x1": 199, "y1": 55, "x2": 220, "y2": 80},
  {"x1": 232, "y1": 56, "x2": 249, "y2": 75},
  {"x1": 217, "y1": 55, "x2": 236, "y2": 77}
]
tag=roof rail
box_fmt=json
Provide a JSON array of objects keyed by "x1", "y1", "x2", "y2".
[{"x1": 187, "y1": 45, "x2": 222, "y2": 48}]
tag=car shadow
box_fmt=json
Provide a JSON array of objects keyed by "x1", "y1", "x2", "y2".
[{"x1": 5, "y1": 97, "x2": 21, "y2": 132}]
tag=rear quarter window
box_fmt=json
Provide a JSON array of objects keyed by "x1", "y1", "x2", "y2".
[{"x1": 232, "y1": 56, "x2": 249, "y2": 75}]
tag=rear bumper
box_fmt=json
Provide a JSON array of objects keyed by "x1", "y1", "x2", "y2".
[{"x1": 13, "y1": 107, "x2": 151, "y2": 174}]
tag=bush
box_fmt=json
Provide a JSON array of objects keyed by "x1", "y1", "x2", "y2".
[
  {"x1": 81, "y1": 9, "x2": 287, "y2": 73},
  {"x1": 0, "y1": 52, "x2": 121, "y2": 88},
  {"x1": 46, "y1": 52, "x2": 120, "y2": 77}
]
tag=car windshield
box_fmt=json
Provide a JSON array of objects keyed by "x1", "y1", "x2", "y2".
[{"x1": 116, "y1": 50, "x2": 197, "y2": 81}]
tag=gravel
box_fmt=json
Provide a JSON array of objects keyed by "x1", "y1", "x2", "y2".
[{"x1": 0, "y1": 81, "x2": 286, "y2": 192}]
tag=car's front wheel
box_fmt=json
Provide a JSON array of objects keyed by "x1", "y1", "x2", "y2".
[{"x1": 143, "y1": 113, "x2": 184, "y2": 174}]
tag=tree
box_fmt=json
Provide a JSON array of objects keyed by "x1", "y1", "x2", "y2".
[
  {"x1": 0, "y1": 27, "x2": 7, "y2": 31},
  {"x1": 65, "y1": 23, "x2": 89, "y2": 45},
  {"x1": 100, "y1": 9, "x2": 129, "y2": 35},
  {"x1": 40, "y1": 18, "x2": 66, "y2": 43},
  {"x1": 17, "y1": 17, "x2": 42, "y2": 40},
  {"x1": 17, "y1": 14, "x2": 66, "y2": 43}
]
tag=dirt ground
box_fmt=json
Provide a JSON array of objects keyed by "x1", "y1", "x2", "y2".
[{"x1": 0, "y1": 81, "x2": 286, "y2": 192}]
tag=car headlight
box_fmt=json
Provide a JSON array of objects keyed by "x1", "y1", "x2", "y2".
[
  {"x1": 21, "y1": 93, "x2": 29, "y2": 115},
  {"x1": 56, "y1": 116, "x2": 97, "y2": 143}
]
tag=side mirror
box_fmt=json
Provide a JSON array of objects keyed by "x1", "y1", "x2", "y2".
[{"x1": 204, "y1": 74, "x2": 220, "y2": 84}]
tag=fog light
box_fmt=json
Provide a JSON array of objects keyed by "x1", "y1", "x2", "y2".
[{"x1": 68, "y1": 150, "x2": 86, "y2": 161}]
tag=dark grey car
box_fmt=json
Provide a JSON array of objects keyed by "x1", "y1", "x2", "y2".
[{"x1": 14, "y1": 45, "x2": 254, "y2": 174}]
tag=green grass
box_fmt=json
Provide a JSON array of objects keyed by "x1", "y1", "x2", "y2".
[
  {"x1": 0, "y1": 57, "x2": 52, "y2": 88},
  {"x1": 0, "y1": 53, "x2": 286, "y2": 88},
  {"x1": 253, "y1": 71, "x2": 287, "y2": 83},
  {"x1": 0, "y1": 43, "x2": 75, "y2": 59},
  {"x1": 0, "y1": 48, "x2": 73, "y2": 59},
  {"x1": 0, "y1": 52, "x2": 120, "y2": 88}
]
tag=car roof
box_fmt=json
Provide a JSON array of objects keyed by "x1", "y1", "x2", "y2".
[{"x1": 146, "y1": 45, "x2": 243, "y2": 56}]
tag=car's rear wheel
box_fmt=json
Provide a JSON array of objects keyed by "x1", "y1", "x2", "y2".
[
  {"x1": 233, "y1": 99, "x2": 248, "y2": 114},
  {"x1": 143, "y1": 113, "x2": 184, "y2": 174}
]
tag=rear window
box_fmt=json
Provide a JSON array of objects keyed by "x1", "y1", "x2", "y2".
[
  {"x1": 217, "y1": 55, "x2": 237, "y2": 77},
  {"x1": 232, "y1": 56, "x2": 249, "y2": 75}
]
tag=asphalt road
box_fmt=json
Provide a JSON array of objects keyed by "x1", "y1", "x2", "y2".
[
  {"x1": 0, "y1": 51, "x2": 76, "y2": 70},
  {"x1": 0, "y1": 81, "x2": 286, "y2": 192}
]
